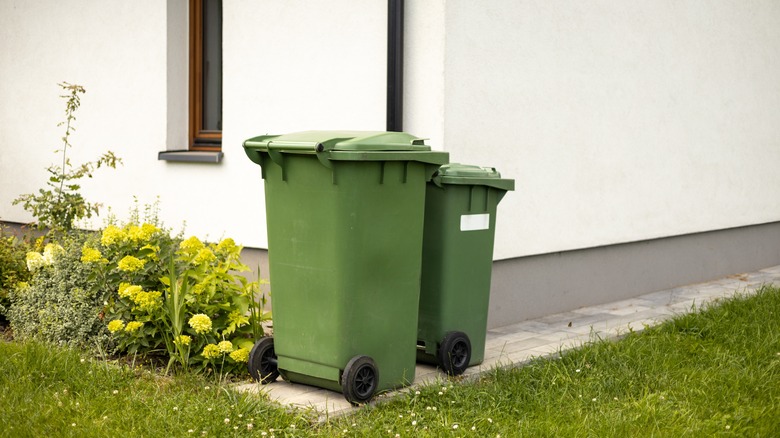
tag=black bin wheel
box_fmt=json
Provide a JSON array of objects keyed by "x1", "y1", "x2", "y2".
[
  {"x1": 437, "y1": 331, "x2": 471, "y2": 376},
  {"x1": 248, "y1": 337, "x2": 279, "y2": 384},
  {"x1": 341, "y1": 355, "x2": 379, "y2": 405}
]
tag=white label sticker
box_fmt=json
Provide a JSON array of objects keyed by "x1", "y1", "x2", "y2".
[{"x1": 460, "y1": 214, "x2": 490, "y2": 231}]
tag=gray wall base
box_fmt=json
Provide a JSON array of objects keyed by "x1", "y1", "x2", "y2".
[{"x1": 488, "y1": 221, "x2": 780, "y2": 329}]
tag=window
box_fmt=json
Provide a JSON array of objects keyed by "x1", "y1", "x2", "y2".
[{"x1": 190, "y1": 0, "x2": 222, "y2": 151}]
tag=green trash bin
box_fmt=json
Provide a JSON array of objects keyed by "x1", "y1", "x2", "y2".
[
  {"x1": 416, "y1": 163, "x2": 514, "y2": 375},
  {"x1": 242, "y1": 131, "x2": 448, "y2": 404}
]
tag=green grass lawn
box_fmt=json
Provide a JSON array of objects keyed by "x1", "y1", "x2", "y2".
[{"x1": 2, "y1": 285, "x2": 779, "y2": 437}]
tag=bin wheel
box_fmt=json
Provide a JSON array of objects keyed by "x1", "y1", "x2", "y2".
[
  {"x1": 438, "y1": 331, "x2": 471, "y2": 376},
  {"x1": 341, "y1": 355, "x2": 379, "y2": 405},
  {"x1": 248, "y1": 337, "x2": 279, "y2": 384}
]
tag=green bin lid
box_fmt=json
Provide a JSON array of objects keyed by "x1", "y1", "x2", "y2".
[
  {"x1": 243, "y1": 130, "x2": 448, "y2": 166},
  {"x1": 432, "y1": 163, "x2": 515, "y2": 191},
  {"x1": 244, "y1": 131, "x2": 431, "y2": 152}
]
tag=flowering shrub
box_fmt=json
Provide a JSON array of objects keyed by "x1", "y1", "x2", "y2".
[
  {"x1": 7, "y1": 217, "x2": 270, "y2": 376},
  {"x1": 0, "y1": 226, "x2": 38, "y2": 321},
  {"x1": 7, "y1": 232, "x2": 113, "y2": 348},
  {"x1": 88, "y1": 222, "x2": 268, "y2": 375}
]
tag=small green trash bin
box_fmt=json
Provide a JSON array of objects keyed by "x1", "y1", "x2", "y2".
[
  {"x1": 242, "y1": 131, "x2": 448, "y2": 404},
  {"x1": 417, "y1": 163, "x2": 514, "y2": 375}
]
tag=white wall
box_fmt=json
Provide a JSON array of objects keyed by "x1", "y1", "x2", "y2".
[
  {"x1": 0, "y1": 0, "x2": 387, "y2": 249},
  {"x1": 3, "y1": 0, "x2": 780, "y2": 262},
  {"x1": 422, "y1": 0, "x2": 780, "y2": 259}
]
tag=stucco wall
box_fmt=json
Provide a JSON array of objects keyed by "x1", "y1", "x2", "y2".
[
  {"x1": 0, "y1": 0, "x2": 387, "y2": 248},
  {"x1": 427, "y1": 0, "x2": 780, "y2": 259},
  {"x1": 2, "y1": 0, "x2": 780, "y2": 262}
]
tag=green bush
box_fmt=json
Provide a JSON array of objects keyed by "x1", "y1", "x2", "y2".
[
  {"x1": 0, "y1": 226, "x2": 37, "y2": 321},
  {"x1": 7, "y1": 234, "x2": 112, "y2": 348},
  {"x1": 86, "y1": 223, "x2": 269, "y2": 375},
  {"x1": 7, "y1": 220, "x2": 270, "y2": 376}
]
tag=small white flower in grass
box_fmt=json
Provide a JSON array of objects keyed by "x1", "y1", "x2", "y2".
[
  {"x1": 472, "y1": 426, "x2": 477, "y2": 431},
  {"x1": 112, "y1": 390, "x2": 119, "y2": 395},
  {"x1": 71, "y1": 423, "x2": 76, "y2": 427},
  {"x1": 614, "y1": 397, "x2": 619, "y2": 401},
  {"x1": 726, "y1": 425, "x2": 731, "y2": 430},
  {"x1": 207, "y1": 408, "x2": 212, "y2": 412},
  {"x1": 173, "y1": 406, "x2": 178, "y2": 411},
  {"x1": 204, "y1": 386, "x2": 210, "y2": 390},
  {"x1": 412, "y1": 420, "x2": 417, "y2": 426},
  {"x1": 233, "y1": 426, "x2": 238, "y2": 430},
  {"x1": 261, "y1": 432, "x2": 267, "y2": 436},
  {"x1": 488, "y1": 418, "x2": 493, "y2": 423},
  {"x1": 592, "y1": 398, "x2": 597, "y2": 402},
  {"x1": 415, "y1": 390, "x2": 420, "y2": 395},
  {"x1": 80, "y1": 358, "x2": 85, "y2": 363},
  {"x1": 188, "y1": 430, "x2": 194, "y2": 434},
  {"x1": 438, "y1": 391, "x2": 443, "y2": 396},
  {"x1": 238, "y1": 414, "x2": 243, "y2": 418},
  {"x1": 453, "y1": 424, "x2": 459, "y2": 429},
  {"x1": 224, "y1": 418, "x2": 230, "y2": 424},
  {"x1": 247, "y1": 424, "x2": 253, "y2": 431},
  {"x1": 575, "y1": 369, "x2": 581, "y2": 373}
]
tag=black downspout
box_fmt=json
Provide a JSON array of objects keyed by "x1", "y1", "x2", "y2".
[{"x1": 387, "y1": 0, "x2": 404, "y2": 132}]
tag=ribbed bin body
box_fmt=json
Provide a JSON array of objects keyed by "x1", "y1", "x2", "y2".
[
  {"x1": 244, "y1": 131, "x2": 448, "y2": 393},
  {"x1": 417, "y1": 164, "x2": 514, "y2": 368}
]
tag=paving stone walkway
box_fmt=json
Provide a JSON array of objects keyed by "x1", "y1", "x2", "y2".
[{"x1": 234, "y1": 265, "x2": 780, "y2": 417}]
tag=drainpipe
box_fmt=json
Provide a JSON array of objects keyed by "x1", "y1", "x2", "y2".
[{"x1": 387, "y1": 0, "x2": 404, "y2": 132}]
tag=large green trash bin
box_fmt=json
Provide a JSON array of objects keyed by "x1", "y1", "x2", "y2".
[
  {"x1": 243, "y1": 131, "x2": 448, "y2": 404},
  {"x1": 417, "y1": 163, "x2": 514, "y2": 375}
]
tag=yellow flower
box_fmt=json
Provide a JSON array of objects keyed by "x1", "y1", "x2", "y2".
[
  {"x1": 201, "y1": 344, "x2": 221, "y2": 359},
  {"x1": 117, "y1": 255, "x2": 145, "y2": 272},
  {"x1": 216, "y1": 238, "x2": 238, "y2": 256},
  {"x1": 101, "y1": 225, "x2": 126, "y2": 246},
  {"x1": 125, "y1": 225, "x2": 144, "y2": 243},
  {"x1": 174, "y1": 335, "x2": 192, "y2": 346},
  {"x1": 140, "y1": 223, "x2": 160, "y2": 239},
  {"x1": 132, "y1": 290, "x2": 162, "y2": 312},
  {"x1": 125, "y1": 321, "x2": 144, "y2": 333},
  {"x1": 26, "y1": 251, "x2": 45, "y2": 271},
  {"x1": 179, "y1": 236, "x2": 205, "y2": 257},
  {"x1": 42, "y1": 244, "x2": 64, "y2": 264},
  {"x1": 80, "y1": 246, "x2": 106, "y2": 264},
  {"x1": 139, "y1": 244, "x2": 160, "y2": 261},
  {"x1": 217, "y1": 340, "x2": 233, "y2": 353},
  {"x1": 228, "y1": 311, "x2": 249, "y2": 328},
  {"x1": 118, "y1": 284, "x2": 142, "y2": 300},
  {"x1": 188, "y1": 314, "x2": 212, "y2": 334},
  {"x1": 107, "y1": 320, "x2": 125, "y2": 333},
  {"x1": 229, "y1": 348, "x2": 250, "y2": 363},
  {"x1": 193, "y1": 248, "x2": 216, "y2": 265}
]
